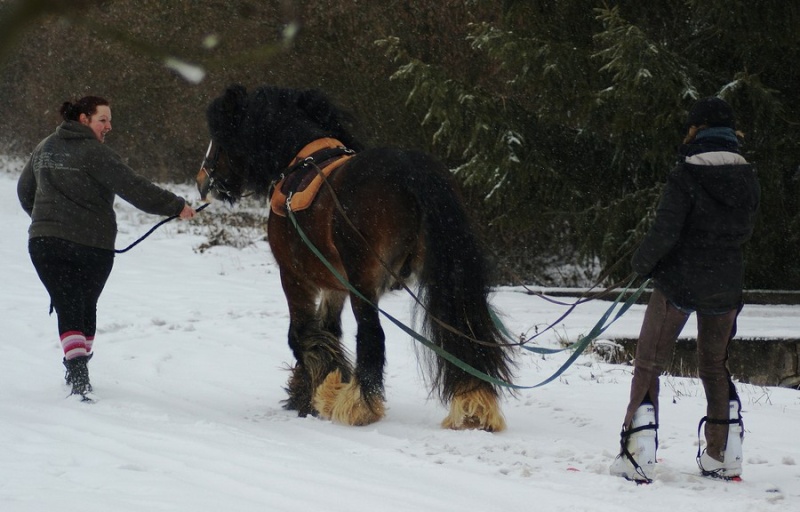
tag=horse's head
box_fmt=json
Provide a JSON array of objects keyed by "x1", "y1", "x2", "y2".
[
  {"x1": 196, "y1": 85, "x2": 252, "y2": 203},
  {"x1": 196, "y1": 139, "x2": 239, "y2": 203}
]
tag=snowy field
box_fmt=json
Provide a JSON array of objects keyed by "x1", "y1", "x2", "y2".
[{"x1": 1, "y1": 161, "x2": 798, "y2": 512}]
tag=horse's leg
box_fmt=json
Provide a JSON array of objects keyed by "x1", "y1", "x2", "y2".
[
  {"x1": 314, "y1": 290, "x2": 386, "y2": 426},
  {"x1": 318, "y1": 289, "x2": 346, "y2": 340},
  {"x1": 435, "y1": 327, "x2": 508, "y2": 432},
  {"x1": 281, "y1": 273, "x2": 351, "y2": 417},
  {"x1": 441, "y1": 382, "x2": 507, "y2": 432}
]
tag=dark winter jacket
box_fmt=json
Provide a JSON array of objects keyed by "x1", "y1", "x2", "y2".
[
  {"x1": 631, "y1": 138, "x2": 760, "y2": 312},
  {"x1": 17, "y1": 121, "x2": 186, "y2": 251}
]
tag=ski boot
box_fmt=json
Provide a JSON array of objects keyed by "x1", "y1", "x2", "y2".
[
  {"x1": 697, "y1": 400, "x2": 744, "y2": 479},
  {"x1": 610, "y1": 403, "x2": 658, "y2": 483}
]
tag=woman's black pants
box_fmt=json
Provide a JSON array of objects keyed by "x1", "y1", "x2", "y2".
[{"x1": 28, "y1": 237, "x2": 114, "y2": 339}]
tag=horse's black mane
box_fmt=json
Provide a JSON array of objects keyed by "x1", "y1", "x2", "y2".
[{"x1": 207, "y1": 85, "x2": 364, "y2": 195}]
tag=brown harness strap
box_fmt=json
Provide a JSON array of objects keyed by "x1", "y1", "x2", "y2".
[{"x1": 270, "y1": 138, "x2": 354, "y2": 217}]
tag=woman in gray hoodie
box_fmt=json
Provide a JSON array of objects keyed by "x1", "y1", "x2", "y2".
[{"x1": 17, "y1": 96, "x2": 196, "y2": 400}]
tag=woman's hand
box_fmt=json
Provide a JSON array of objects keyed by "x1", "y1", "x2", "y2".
[{"x1": 179, "y1": 204, "x2": 196, "y2": 219}]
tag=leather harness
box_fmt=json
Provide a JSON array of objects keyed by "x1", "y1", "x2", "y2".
[{"x1": 270, "y1": 138, "x2": 355, "y2": 217}]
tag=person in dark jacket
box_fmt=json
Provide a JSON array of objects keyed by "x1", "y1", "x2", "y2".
[
  {"x1": 609, "y1": 97, "x2": 760, "y2": 482},
  {"x1": 17, "y1": 95, "x2": 196, "y2": 400}
]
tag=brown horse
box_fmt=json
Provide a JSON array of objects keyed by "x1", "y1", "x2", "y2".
[{"x1": 196, "y1": 84, "x2": 514, "y2": 431}]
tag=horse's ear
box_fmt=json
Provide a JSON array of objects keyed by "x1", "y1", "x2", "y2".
[{"x1": 207, "y1": 84, "x2": 248, "y2": 139}]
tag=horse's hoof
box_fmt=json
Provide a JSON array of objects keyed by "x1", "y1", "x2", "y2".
[
  {"x1": 313, "y1": 370, "x2": 385, "y2": 426},
  {"x1": 441, "y1": 387, "x2": 506, "y2": 432}
]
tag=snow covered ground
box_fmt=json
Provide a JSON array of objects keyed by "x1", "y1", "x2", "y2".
[{"x1": 1, "y1": 163, "x2": 797, "y2": 512}]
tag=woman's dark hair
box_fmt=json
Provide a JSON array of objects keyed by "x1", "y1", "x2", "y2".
[{"x1": 59, "y1": 96, "x2": 110, "y2": 121}]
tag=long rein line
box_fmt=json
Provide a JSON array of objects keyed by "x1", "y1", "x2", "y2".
[
  {"x1": 114, "y1": 202, "x2": 210, "y2": 254},
  {"x1": 512, "y1": 249, "x2": 643, "y2": 349}
]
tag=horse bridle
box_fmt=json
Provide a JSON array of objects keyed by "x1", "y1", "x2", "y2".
[{"x1": 199, "y1": 140, "x2": 236, "y2": 201}]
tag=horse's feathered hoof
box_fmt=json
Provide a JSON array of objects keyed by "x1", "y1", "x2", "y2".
[
  {"x1": 313, "y1": 369, "x2": 385, "y2": 426},
  {"x1": 442, "y1": 387, "x2": 506, "y2": 432},
  {"x1": 282, "y1": 363, "x2": 316, "y2": 416}
]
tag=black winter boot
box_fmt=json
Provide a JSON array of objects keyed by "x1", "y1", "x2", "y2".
[{"x1": 63, "y1": 355, "x2": 93, "y2": 398}]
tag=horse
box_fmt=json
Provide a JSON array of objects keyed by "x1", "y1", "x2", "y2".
[{"x1": 196, "y1": 84, "x2": 514, "y2": 431}]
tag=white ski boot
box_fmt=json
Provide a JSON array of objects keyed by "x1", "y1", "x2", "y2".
[
  {"x1": 610, "y1": 403, "x2": 658, "y2": 483},
  {"x1": 697, "y1": 400, "x2": 743, "y2": 479}
]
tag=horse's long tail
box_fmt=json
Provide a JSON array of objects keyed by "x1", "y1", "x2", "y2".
[{"x1": 403, "y1": 151, "x2": 515, "y2": 402}]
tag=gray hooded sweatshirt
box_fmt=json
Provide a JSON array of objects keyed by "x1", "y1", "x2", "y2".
[{"x1": 17, "y1": 121, "x2": 186, "y2": 251}]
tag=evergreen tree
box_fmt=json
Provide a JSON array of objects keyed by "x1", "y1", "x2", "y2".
[{"x1": 382, "y1": 0, "x2": 800, "y2": 289}]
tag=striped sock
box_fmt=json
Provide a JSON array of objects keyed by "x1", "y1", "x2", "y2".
[{"x1": 61, "y1": 331, "x2": 87, "y2": 360}]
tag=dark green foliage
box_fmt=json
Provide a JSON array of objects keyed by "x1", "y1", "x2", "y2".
[{"x1": 382, "y1": 0, "x2": 800, "y2": 289}]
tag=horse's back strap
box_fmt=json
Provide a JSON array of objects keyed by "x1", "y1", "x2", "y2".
[{"x1": 271, "y1": 140, "x2": 355, "y2": 217}]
